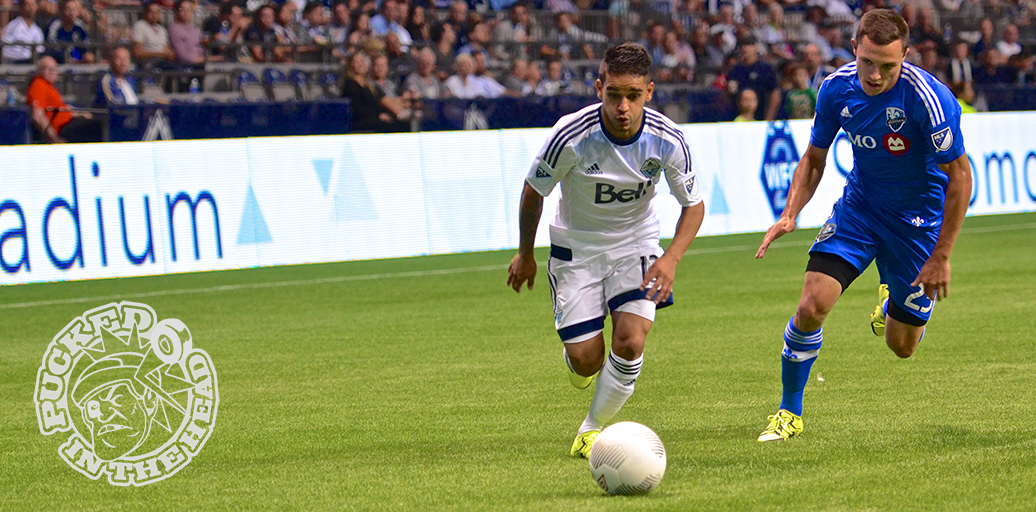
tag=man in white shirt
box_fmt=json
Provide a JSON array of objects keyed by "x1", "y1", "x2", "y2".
[
  {"x1": 132, "y1": 2, "x2": 175, "y2": 65},
  {"x1": 444, "y1": 53, "x2": 505, "y2": 99},
  {"x1": 508, "y1": 42, "x2": 705, "y2": 459},
  {"x1": 2, "y1": 0, "x2": 44, "y2": 63}
]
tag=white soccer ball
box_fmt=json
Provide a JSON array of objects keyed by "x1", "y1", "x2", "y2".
[{"x1": 588, "y1": 421, "x2": 667, "y2": 495}]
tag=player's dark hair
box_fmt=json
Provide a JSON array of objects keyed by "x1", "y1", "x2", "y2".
[
  {"x1": 855, "y1": 9, "x2": 909, "y2": 50},
  {"x1": 599, "y1": 42, "x2": 652, "y2": 83}
]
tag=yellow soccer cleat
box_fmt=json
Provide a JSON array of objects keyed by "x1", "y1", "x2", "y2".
[
  {"x1": 871, "y1": 284, "x2": 889, "y2": 337},
  {"x1": 570, "y1": 430, "x2": 600, "y2": 458},
  {"x1": 757, "y1": 409, "x2": 804, "y2": 442}
]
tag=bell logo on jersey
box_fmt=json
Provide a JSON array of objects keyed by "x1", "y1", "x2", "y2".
[
  {"x1": 883, "y1": 133, "x2": 911, "y2": 155},
  {"x1": 595, "y1": 181, "x2": 652, "y2": 204},
  {"x1": 886, "y1": 107, "x2": 906, "y2": 132},
  {"x1": 931, "y1": 127, "x2": 953, "y2": 152}
]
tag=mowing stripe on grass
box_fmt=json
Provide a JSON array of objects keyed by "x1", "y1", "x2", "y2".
[{"x1": 2, "y1": 222, "x2": 1032, "y2": 311}]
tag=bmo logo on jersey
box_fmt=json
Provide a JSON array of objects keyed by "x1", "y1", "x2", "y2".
[
  {"x1": 595, "y1": 181, "x2": 653, "y2": 204},
  {"x1": 845, "y1": 130, "x2": 878, "y2": 149},
  {"x1": 884, "y1": 133, "x2": 911, "y2": 155}
]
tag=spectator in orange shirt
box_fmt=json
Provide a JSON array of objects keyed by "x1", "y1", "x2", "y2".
[{"x1": 26, "y1": 56, "x2": 103, "y2": 143}]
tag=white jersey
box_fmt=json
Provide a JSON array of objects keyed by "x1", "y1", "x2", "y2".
[{"x1": 525, "y1": 104, "x2": 702, "y2": 251}]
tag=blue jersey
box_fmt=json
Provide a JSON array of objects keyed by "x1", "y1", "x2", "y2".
[{"x1": 810, "y1": 62, "x2": 965, "y2": 229}]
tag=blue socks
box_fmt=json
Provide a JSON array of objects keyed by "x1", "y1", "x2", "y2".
[{"x1": 779, "y1": 317, "x2": 822, "y2": 417}]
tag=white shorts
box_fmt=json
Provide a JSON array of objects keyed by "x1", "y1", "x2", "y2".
[{"x1": 546, "y1": 240, "x2": 673, "y2": 343}]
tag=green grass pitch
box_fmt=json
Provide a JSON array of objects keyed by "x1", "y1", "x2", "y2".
[{"x1": 1, "y1": 212, "x2": 1034, "y2": 511}]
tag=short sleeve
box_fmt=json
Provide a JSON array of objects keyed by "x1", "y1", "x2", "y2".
[
  {"x1": 664, "y1": 133, "x2": 703, "y2": 207},
  {"x1": 920, "y1": 81, "x2": 966, "y2": 164},
  {"x1": 809, "y1": 78, "x2": 841, "y2": 149},
  {"x1": 525, "y1": 112, "x2": 588, "y2": 196}
]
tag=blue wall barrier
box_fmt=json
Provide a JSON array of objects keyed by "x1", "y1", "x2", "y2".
[
  {"x1": 0, "y1": 107, "x2": 31, "y2": 145},
  {"x1": 107, "y1": 100, "x2": 352, "y2": 141}
]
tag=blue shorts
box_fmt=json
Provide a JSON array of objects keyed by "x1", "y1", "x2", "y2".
[{"x1": 810, "y1": 199, "x2": 939, "y2": 323}]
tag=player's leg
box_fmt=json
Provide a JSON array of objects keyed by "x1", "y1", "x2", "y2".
[
  {"x1": 873, "y1": 219, "x2": 937, "y2": 358},
  {"x1": 548, "y1": 246, "x2": 608, "y2": 389},
  {"x1": 577, "y1": 309, "x2": 651, "y2": 435},
  {"x1": 761, "y1": 207, "x2": 874, "y2": 442}
]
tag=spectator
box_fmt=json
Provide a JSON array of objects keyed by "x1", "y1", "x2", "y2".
[
  {"x1": 1008, "y1": 53, "x2": 1035, "y2": 84},
  {"x1": 972, "y1": 18, "x2": 995, "y2": 57},
  {"x1": 169, "y1": 0, "x2": 205, "y2": 64},
  {"x1": 910, "y1": 8, "x2": 945, "y2": 56},
  {"x1": 524, "y1": 59, "x2": 541, "y2": 92},
  {"x1": 711, "y1": 4, "x2": 737, "y2": 55},
  {"x1": 456, "y1": 21, "x2": 491, "y2": 62},
  {"x1": 733, "y1": 87, "x2": 757, "y2": 122},
  {"x1": 996, "y1": 24, "x2": 1022, "y2": 59},
  {"x1": 973, "y1": 48, "x2": 1014, "y2": 85},
  {"x1": 2, "y1": 0, "x2": 44, "y2": 64},
  {"x1": 782, "y1": 63, "x2": 816, "y2": 119},
  {"x1": 132, "y1": 2, "x2": 175, "y2": 65},
  {"x1": 45, "y1": 0, "x2": 93, "y2": 63},
  {"x1": 802, "y1": 43, "x2": 832, "y2": 91},
  {"x1": 379, "y1": 32, "x2": 409, "y2": 79},
  {"x1": 244, "y1": 4, "x2": 287, "y2": 63},
  {"x1": 430, "y1": 22, "x2": 456, "y2": 79},
  {"x1": 95, "y1": 46, "x2": 138, "y2": 107},
  {"x1": 658, "y1": 30, "x2": 695, "y2": 82},
  {"x1": 727, "y1": 43, "x2": 780, "y2": 120},
  {"x1": 370, "y1": 0, "x2": 412, "y2": 50},
  {"x1": 818, "y1": 22, "x2": 854, "y2": 67},
  {"x1": 500, "y1": 57, "x2": 531, "y2": 95},
  {"x1": 446, "y1": 0, "x2": 468, "y2": 48},
  {"x1": 346, "y1": 10, "x2": 373, "y2": 49},
  {"x1": 405, "y1": 5, "x2": 430, "y2": 45},
  {"x1": 328, "y1": 0, "x2": 349, "y2": 45},
  {"x1": 294, "y1": 1, "x2": 330, "y2": 62},
  {"x1": 27, "y1": 56, "x2": 103, "y2": 142},
  {"x1": 542, "y1": 11, "x2": 605, "y2": 61},
  {"x1": 0, "y1": 0, "x2": 12, "y2": 30},
  {"x1": 758, "y1": 3, "x2": 793, "y2": 62},
  {"x1": 950, "y1": 81, "x2": 977, "y2": 113},
  {"x1": 493, "y1": 3, "x2": 539, "y2": 60},
  {"x1": 918, "y1": 43, "x2": 947, "y2": 83},
  {"x1": 371, "y1": 53, "x2": 397, "y2": 97},
  {"x1": 701, "y1": 25, "x2": 730, "y2": 70},
  {"x1": 535, "y1": 57, "x2": 572, "y2": 95},
  {"x1": 402, "y1": 47, "x2": 448, "y2": 98},
  {"x1": 947, "y1": 41, "x2": 973, "y2": 84},
  {"x1": 35, "y1": 0, "x2": 56, "y2": 33},
  {"x1": 640, "y1": 23, "x2": 665, "y2": 63},
  {"x1": 274, "y1": 2, "x2": 300, "y2": 46},
  {"x1": 341, "y1": 51, "x2": 409, "y2": 132},
  {"x1": 202, "y1": 1, "x2": 247, "y2": 62},
  {"x1": 688, "y1": 24, "x2": 710, "y2": 72},
  {"x1": 798, "y1": 6, "x2": 828, "y2": 55},
  {"x1": 444, "y1": 52, "x2": 505, "y2": 98}
]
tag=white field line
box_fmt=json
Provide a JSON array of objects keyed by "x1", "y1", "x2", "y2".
[{"x1": 2, "y1": 222, "x2": 1033, "y2": 310}]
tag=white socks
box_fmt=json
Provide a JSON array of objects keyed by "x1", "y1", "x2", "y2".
[{"x1": 578, "y1": 352, "x2": 642, "y2": 434}]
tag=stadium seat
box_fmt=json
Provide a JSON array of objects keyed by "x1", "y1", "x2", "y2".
[
  {"x1": 263, "y1": 68, "x2": 296, "y2": 102},
  {"x1": 319, "y1": 72, "x2": 340, "y2": 98},
  {"x1": 237, "y1": 71, "x2": 266, "y2": 102}
]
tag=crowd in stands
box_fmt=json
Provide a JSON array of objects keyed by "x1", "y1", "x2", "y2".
[{"x1": 2, "y1": 0, "x2": 1036, "y2": 136}]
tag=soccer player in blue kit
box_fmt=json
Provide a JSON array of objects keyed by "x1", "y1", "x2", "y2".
[{"x1": 754, "y1": 9, "x2": 973, "y2": 442}]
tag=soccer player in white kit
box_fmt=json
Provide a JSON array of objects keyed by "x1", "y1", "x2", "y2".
[{"x1": 507, "y1": 43, "x2": 706, "y2": 458}]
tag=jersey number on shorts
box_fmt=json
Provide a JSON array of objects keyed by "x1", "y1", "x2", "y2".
[{"x1": 904, "y1": 285, "x2": 933, "y2": 313}]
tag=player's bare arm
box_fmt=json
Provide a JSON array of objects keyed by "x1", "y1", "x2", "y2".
[
  {"x1": 507, "y1": 182, "x2": 544, "y2": 292},
  {"x1": 641, "y1": 202, "x2": 705, "y2": 303},
  {"x1": 756, "y1": 143, "x2": 830, "y2": 258},
  {"x1": 911, "y1": 153, "x2": 973, "y2": 300}
]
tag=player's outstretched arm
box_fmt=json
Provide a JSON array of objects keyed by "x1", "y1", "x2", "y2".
[
  {"x1": 641, "y1": 201, "x2": 705, "y2": 303},
  {"x1": 912, "y1": 153, "x2": 973, "y2": 301},
  {"x1": 507, "y1": 182, "x2": 544, "y2": 293},
  {"x1": 756, "y1": 143, "x2": 829, "y2": 259}
]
